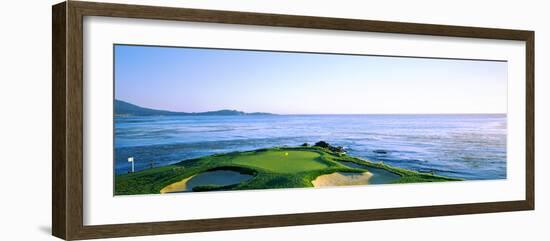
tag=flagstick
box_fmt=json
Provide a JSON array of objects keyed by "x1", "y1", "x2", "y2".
[{"x1": 128, "y1": 157, "x2": 135, "y2": 173}]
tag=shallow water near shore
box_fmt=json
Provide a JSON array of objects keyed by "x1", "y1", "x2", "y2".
[{"x1": 115, "y1": 114, "x2": 506, "y2": 180}]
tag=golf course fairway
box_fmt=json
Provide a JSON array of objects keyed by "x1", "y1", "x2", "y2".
[{"x1": 115, "y1": 146, "x2": 461, "y2": 195}]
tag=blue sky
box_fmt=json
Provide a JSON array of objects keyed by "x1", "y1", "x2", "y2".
[{"x1": 114, "y1": 45, "x2": 507, "y2": 114}]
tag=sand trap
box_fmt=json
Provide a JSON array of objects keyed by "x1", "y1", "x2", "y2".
[
  {"x1": 160, "y1": 175, "x2": 195, "y2": 194},
  {"x1": 161, "y1": 170, "x2": 253, "y2": 193},
  {"x1": 312, "y1": 172, "x2": 373, "y2": 187},
  {"x1": 337, "y1": 161, "x2": 401, "y2": 184}
]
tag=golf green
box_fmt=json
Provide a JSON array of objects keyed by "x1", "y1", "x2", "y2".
[{"x1": 229, "y1": 150, "x2": 327, "y2": 173}]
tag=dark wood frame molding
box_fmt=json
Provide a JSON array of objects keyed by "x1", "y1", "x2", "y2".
[{"x1": 52, "y1": 1, "x2": 535, "y2": 240}]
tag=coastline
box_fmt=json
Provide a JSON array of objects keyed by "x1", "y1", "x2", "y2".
[
  {"x1": 115, "y1": 145, "x2": 462, "y2": 195},
  {"x1": 115, "y1": 114, "x2": 507, "y2": 179}
]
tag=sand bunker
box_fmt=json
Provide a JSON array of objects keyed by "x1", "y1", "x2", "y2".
[{"x1": 312, "y1": 172, "x2": 373, "y2": 187}]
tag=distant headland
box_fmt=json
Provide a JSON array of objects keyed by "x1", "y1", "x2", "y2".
[{"x1": 114, "y1": 99, "x2": 275, "y2": 116}]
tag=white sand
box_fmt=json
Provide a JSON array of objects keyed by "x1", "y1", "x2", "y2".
[{"x1": 311, "y1": 172, "x2": 373, "y2": 187}]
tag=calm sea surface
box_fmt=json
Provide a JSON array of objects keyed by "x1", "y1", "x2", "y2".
[{"x1": 114, "y1": 114, "x2": 507, "y2": 180}]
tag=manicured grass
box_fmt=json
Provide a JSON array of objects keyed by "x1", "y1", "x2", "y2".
[
  {"x1": 229, "y1": 150, "x2": 327, "y2": 173},
  {"x1": 115, "y1": 146, "x2": 462, "y2": 195}
]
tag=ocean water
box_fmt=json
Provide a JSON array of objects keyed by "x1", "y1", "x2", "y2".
[{"x1": 114, "y1": 114, "x2": 507, "y2": 180}]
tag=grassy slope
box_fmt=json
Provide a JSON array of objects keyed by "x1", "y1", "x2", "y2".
[{"x1": 115, "y1": 146, "x2": 461, "y2": 195}]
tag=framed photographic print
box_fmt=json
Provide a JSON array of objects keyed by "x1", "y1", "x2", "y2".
[{"x1": 52, "y1": 1, "x2": 534, "y2": 240}]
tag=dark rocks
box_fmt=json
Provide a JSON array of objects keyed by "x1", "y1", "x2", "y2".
[{"x1": 314, "y1": 141, "x2": 345, "y2": 153}]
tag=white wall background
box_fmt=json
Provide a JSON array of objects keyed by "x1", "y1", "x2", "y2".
[{"x1": 0, "y1": 0, "x2": 547, "y2": 240}]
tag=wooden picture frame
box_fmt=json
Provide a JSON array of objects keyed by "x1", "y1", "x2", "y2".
[{"x1": 52, "y1": 1, "x2": 534, "y2": 240}]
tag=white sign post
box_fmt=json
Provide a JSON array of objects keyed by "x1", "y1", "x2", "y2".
[{"x1": 128, "y1": 157, "x2": 135, "y2": 173}]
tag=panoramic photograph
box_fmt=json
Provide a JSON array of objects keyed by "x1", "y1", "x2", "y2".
[{"x1": 113, "y1": 44, "x2": 507, "y2": 195}]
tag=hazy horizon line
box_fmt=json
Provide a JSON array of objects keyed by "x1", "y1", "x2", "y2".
[
  {"x1": 116, "y1": 98, "x2": 506, "y2": 116},
  {"x1": 258, "y1": 113, "x2": 507, "y2": 115}
]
